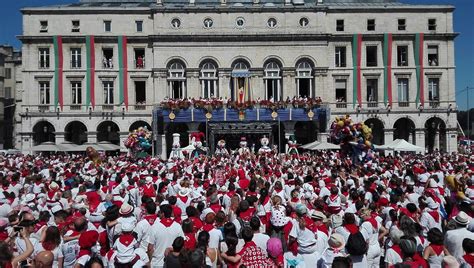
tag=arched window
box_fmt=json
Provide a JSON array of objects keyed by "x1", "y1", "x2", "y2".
[
  {"x1": 264, "y1": 61, "x2": 281, "y2": 101},
  {"x1": 295, "y1": 60, "x2": 313, "y2": 98},
  {"x1": 200, "y1": 62, "x2": 218, "y2": 98},
  {"x1": 168, "y1": 61, "x2": 186, "y2": 99},
  {"x1": 231, "y1": 61, "x2": 250, "y2": 103}
]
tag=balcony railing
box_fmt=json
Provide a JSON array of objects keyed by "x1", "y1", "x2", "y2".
[
  {"x1": 102, "y1": 105, "x2": 114, "y2": 110},
  {"x1": 429, "y1": 101, "x2": 440, "y2": 108},
  {"x1": 336, "y1": 102, "x2": 347, "y2": 108},
  {"x1": 101, "y1": 58, "x2": 114, "y2": 69},
  {"x1": 398, "y1": 102, "x2": 410, "y2": 107},
  {"x1": 367, "y1": 101, "x2": 378, "y2": 108},
  {"x1": 134, "y1": 58, "x2": 145, "y2": 69},
  {"x1": 70, "y1": 105, "x2": 82, "y2": 110},
  {"x1": 134, "y1": 104, "x2": 146, "y2": 110}
]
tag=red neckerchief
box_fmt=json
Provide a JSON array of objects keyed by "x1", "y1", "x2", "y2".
[
  {"x1": 275, "y1": 188, "x2": 283, "y2": 193},
  {"x1": 366, "y1": 218, "x2": 378, "y2": 229},
  {"x1": 35, "y1": 221, "x2": 47, "y2": 232},
  {"x1": 262, "y1": 196, "x2": 270, "y2": 205},
  {"x1": 143, "y1": 214, "x2": 157, "y2": 225},
  {"x1": 210, "y1": 204, "x2": 222, "y2": 213},
  {"x1": 463, "y1": 254, "x2": 474, "y2": 265},
  {"x1": 190, "y1": 217, "x2": 203, "y2": 231},
  {"x1": 118, "y1": 234, "x2": 135, "y2": 247},
  {"x1": 35, "y1": 181, "x2": 42, "y2": 186},
  {"x1": 239, "y1": 209, "x2": 253, "y2": 221},
  {"x1": 0, "y1": 231, "x2": 8, "y2": 241},
  {"x1": 78, "y1": 248, "x2": 91, "y2": 258},
  {"x1": 177, "y1": 195, "x2": 188, "y2": 203},
  {"x1": 317, "y1": 224, "x2": 329, "y2": 236},
  {"x1": 329, "y1": 194, "x2": 339, "y2": 202},
  {"x1": 226, "y1": 191, "x2": 235, "y2": 198},
  {"x1": 391, "y1": 244, "x2": 402, "y2": 257},
  {"x1": 430, "y1": 244, "x2": 444, "y2": 255},
  {"x1": 160, "y1": 218, "x2": 174, "y2": 227},
  {"x1": 344, "y1": 224, "x2": 359, "y2": 234},
  {"x1": 290, "y1": 197, "x2": 299, "y2": 203},
  {"x1": 202, "y1": 223, "x2": 214, "y2": 232},
  {"x1": 427, "y1": 210, "x2": 440, "y2": 223}
]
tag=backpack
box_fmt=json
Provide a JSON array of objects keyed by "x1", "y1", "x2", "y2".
[
  {"x1": 237, "y1": 217, "x2": 251, "y2": 238},
  {"x1": 345, "y1": 231, "x2": 368, "y2": 256}
]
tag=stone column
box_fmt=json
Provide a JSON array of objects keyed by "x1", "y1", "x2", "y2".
[
  {"x1": 218, "y1": 71, "x2": 231, "y2": 99},
  {"x1": 415, "y1": 129, "x2": 426, "y2": 153},
  {"x1": 433, "y1": 128, "x2": 440, "y2": 151},
  {"x1": 282, "y1": 69, "x2": 295, "y2": 99},
  {"x1": 187, "y1": 70, "x2": 200, "y2": 98},
  {"x1": 55, "y1": 132, "x2": 65, "y2": 144},
  {"x1": 384, "y1": 129, "x2": 394, "y2": 146},
  {"x1": 89, "y1": 132, "x2": 98, "y2": 143},
  {"x1": 446, "y1": 129, "x2": 457, "y2": 153},
  {"x1": 317, "y1": 132, "x2": 329, "y2": 142}
]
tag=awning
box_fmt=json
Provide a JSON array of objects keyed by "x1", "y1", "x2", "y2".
[
  {"x1": 30, "y1": 142, "x2": 60, "y2": 152},
  {"x1": 97, "y1": 141, "x2": 121, "y2": 151}
]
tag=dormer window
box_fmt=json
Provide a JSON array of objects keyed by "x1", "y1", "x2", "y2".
[
  {"x1": 72, "y1": 20, "x2": 80, "y2": 33},
  {"x1": 40, "y1": 21, "x2": 48, "y2": 33}
]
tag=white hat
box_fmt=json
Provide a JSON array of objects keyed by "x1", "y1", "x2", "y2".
[
  {"x1": 145, "y1": 176, "x2": 153, "y2": 183},
  {"x1": 24, "y1": 193, "x2": 35, "y2": 203},
  {"x1": 121, "y1": 221, "x2": 135, "y2": 232},
  {"x1": 51, "y1": 205, "x2": 62, "y2": 214},
  {"x1": 219, "y1": 185, "x2": 228, "y2": 192},
  {"x1": 178, "y1": 188, "x2": 190, "y2": 197},
  {"x1": 200, "y1": 208, "x2": 215, "y2": 221},
  {"x1": 49, "y1": 182, "x2": 59, "y2": 191},
  {"x1": 453, "y1": 211, "x2": 470, "y2": 226},
  {"x1": 119, "y1": 203, "x2": 134, "y2": 215},
  {"x1": 418, "y1": 174, "x2": 429, "y2": 184}
]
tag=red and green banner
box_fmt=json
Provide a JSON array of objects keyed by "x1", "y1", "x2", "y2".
[
  {"x1": 86, "y1": 36, "x2": 95, "y2": 109},
  {"x1": 118, "y1": 36, "x2": 128, "y2": 109},
  {"x1": 352, "y1": 34, "x2": 362, "y2": 108},
  {"x1": 53, "y1": 36, "x2": 64, "y2": 110},
  {"x1": 383, "y1": 33, "x2": 393, "y2": 107},
  {"x1": 414, "y1": 33, "x2": 425, "y2": 107}
]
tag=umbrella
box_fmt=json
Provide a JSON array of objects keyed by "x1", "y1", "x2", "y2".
[
  {"x1": 97, "y1": 141, "x2": 121, "y2": 151},
  {"x1": 306, "y1": 141, "x2": 340, "y2": 151},
  {"x1": 31, "y1": 142, "x2": 60, "y2": 152}
]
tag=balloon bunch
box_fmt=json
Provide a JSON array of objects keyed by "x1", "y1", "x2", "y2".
[
  {"x1": 124, "y1": 126, "x2": 152, "y2": 154},
  {"x1": 330, "y1": 115, "x2": 374, "y2": 150}
]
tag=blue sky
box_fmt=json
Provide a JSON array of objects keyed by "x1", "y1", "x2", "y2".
[{"x1": 0, "y1": 0, "x2": 473, "y2": 110}]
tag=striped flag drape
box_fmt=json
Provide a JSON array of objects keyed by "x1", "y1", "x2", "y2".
[
  {"x1": 414, "y1": 33, "x2": 425, "y2": 107},
  {"x1": 383, "y1": 33, "x2": 393, "y2": 107},
  {"x1": 86, "y1": 36, "x2": 96, "y2": 109},
  {"x1": 352, "y1": 34, "x2": 362, "y2": 108},
  {"x1": 118, "y1": 36, "x2": 129, "y2": 109},
  {"x1": 53, "y1": 36, "x2": 64, "y2": 110}
]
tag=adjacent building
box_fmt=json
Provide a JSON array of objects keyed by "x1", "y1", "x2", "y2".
[
  {"x1": 0, "y1": 46, "x2": 21, "y2": 149},
  {"x1": 18, "y1": 0, "x2": 458, "y2": 156}
]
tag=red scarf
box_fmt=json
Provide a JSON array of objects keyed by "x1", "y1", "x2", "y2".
[
  {"x1": 78, "y1": 248, "x2": 91, "y2": 258},
  {"x1": 190, "y1": 217, "x2": 203, "y2": 232},
  {"x1": 42, "y1": 241, "x2": 57, "y2": 251},
  {"x1": 463, "y1": 254, "x2": 474, "y2": 266},
  {"x1": 177, "y1": 195, "x2": 188, "y2": 204},
  {"x1": 367, "y1": 217, "x2": 378, "y2": 230},
  {"x1": 210, "y1": 204, "x2": 222, "y2": 213},
  {"x1": 226, "y1": 191, "x2": 235, "y2": 198},
  {"x1": 344, "y1": 224, "x2": 359, "y2": 234},
  {"x1": 391, "y1": 244, "x2": 402, "y2": 257},
  {"x1": 202, "y1": 223, "x2": 214, "y2": 232},
  {"x1": 290, "y1": 197, "x2": 300, "y2": 203},
  {"x1": 427, "y1": 210, "x2": 440, "y2": 223},
  {"x1": 160, "y1": 218, "x2": 174, "y2": 227},
  {"x1": 118, "y1": 234, "x2": 135, "y2": 247},
  {"x1": 329, "y1": 194, "x2": 339, "y2": 202},
  {"x1": 143, "y1": 214, "x2": 157, "y2": 225},
  {"x1": 430, "y1": 244, "x2": 444, "y2": 255}
]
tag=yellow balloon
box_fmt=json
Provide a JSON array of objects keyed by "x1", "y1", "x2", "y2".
[
  {"x1": 337, "y1": 121, "x2": 344, "y2": 127},
  {"x1": 365, "y1": 140, "x2": 372, "y2": 147}
]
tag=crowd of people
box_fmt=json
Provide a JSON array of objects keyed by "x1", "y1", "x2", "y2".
[{"x1": 0, "y1": 149, "x2": 473, "y2": 268}]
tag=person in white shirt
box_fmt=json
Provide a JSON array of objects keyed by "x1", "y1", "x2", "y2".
[
  {"x1": 250, "y1": 216, "x2": 270, "y2": 254},
  {"x1": 135, "y1": 200, "x2": 158, "y2": 251},
  {"x1": 147, "y1": 204, "x2": 184, "y2": 267},
  {"x1": 445, "y1": 212, "x2": 474, "y2": 263}
]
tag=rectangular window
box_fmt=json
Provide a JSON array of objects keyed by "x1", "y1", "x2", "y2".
[
  {"x1": 72, "y1": 20, "x2": 80, "y2": 33},
  {"x1": 135, "y1": 81, "x2": 146, "y2": 108},
  {"x1": 428, "y1": 45, "x2": 439, "y2": 66},
  {"x1": 5, "y1": 68, "x2": 11, "y2": 79},
  {"x1": 336, "y1": 20, "x2": 344, "y2": 31},
  {"x1": 398, "y1": 19, "x2": 406, "y2": 31},
  {"x1": 428, "y1": 19, "x2": 437, "y2": 31},
  {"x1": 335, "y1": 47, "x2": 346, "y2": 67},
  {"x1": 397, "y1": 78, "x2": 409, "y2": 105},
  {"x1": 366, "y1": 79, "x2": 378, "y2": 106},
  {"x1": 38, "y1": 48, "x2": 50, "y2": 69},
  {"x1": 102, "y1": 48, "x2": 114, "y2": 69},
  {"x1": 367, "y1": 19, "x2": 375, "y2": 31},
  {"x1": 71, "y1": 81, "x2": 82, "y2": 104},
  {"x1": 40, "y1": 21, "x2": 48, "y2": 33},
  {"x1": 136, "y1": 20, "x2": 143, "y2": 32},
  {"x1": 103, "y1": 81, "x2": 114, "y2": 104},
  {"x1": 134, "y1": 48, "x2": 145, "y2": 69},
  {"x1": 39, "y1": 81, "x2": 50, "y2": 105},
  {"x1": 335, "y1": 79, "x2": 347, "y2": 108},
  {"x1": 5, "y1": 87, "x2": 11, "y2": 99},
  {"x1": 366, "y1": 46, "x2": 378, "y2": 67},
  {"x1": 104, "y1": 20, "x2": 111, "y2": 32},
  {"x1": 71, "y1": 48, "x2": 82, "y2": 68},
  {"x1": 397, "y1": 46, "x2": 408, "y2": 66},
  {"x1": 428, "y1": 78, "x2": 439, "y2": 101}
]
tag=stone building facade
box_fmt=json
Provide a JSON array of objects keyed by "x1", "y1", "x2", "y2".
[
  {"x1": 18, "y1": 0, "x2": 458, "y2": 155},
  {"x1": 0, "y1": 46, "x2": 22, "y2": 149}
]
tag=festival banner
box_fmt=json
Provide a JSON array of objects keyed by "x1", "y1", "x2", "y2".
[
  {"x1": 383, "y1": 33, "x2": 393, "y2": 107},
  {"x1": 86, "y1": 36, "x2": 96, "y2": 109},
  {"x1": 352, "y1": 34, "x2": 362, "y2": 108},
  {"x1": 118, "y1": 36, "x2": 129, "y2": 109},
  {"x1": 53, "y1": 36, "x2": 64, "y2": 110},
  {"x1": 414, "y1": 33, "x2": 425, "y2": 107}
]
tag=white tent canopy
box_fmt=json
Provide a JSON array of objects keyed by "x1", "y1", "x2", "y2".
[
  {"x1": 30, "y1": 142, "x2": 60, "y2": 152},
  {"x1": 301, "y1": 141, "x2": 341, "y2": 151},
  {"x1": 379, "y1": 139, "x2": 424, "y2": 152}
]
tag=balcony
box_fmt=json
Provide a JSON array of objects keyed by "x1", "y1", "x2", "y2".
[
  {"x1": 70, "y1": 105, "x2": 82, "y2": 111},
  {"x1": 429, "y1": 101, "x2": 440, "y2": 108},
  {"x1": 38, "y1": 105, "x2": 50, "y2": 112},
  {"x1": 102, "y1": 105, "x2": 114, "y2": 110},
  {"x1": 367, "y1": 101, "x2": 378, "y2": 108},
  {"x1": 398, "y1": 102, "x2": 410, "y2": 107},
  {"x1": 134, "y1": 58, "x2": 145, "y2": 69},
  {"x1": 101, "y1": 58, "x2": 114, "y2": 69},
  {"x1": 134, "y1": 103, "x2": 146, "y2": 110},
  {"x1": 336, "y1": 102, "x2": 347, "y2": 108}
]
